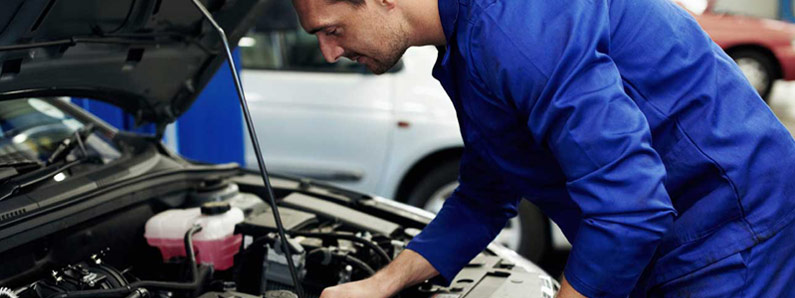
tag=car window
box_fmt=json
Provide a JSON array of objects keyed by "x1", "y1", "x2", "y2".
[
  {"x1": 712, "y1": 0, "x2": 778, "y2": 19},
  {"x1": 240, "y1": 29, "x2": 363, "y2": 73},
  {"x1": 239, "y1": 32, "x2": 284, "y2": 69},
  {"x1": 0, "y1": 98, "x2": 120, "y2": 163}
]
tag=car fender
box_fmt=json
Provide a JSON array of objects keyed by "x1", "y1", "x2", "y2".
[
  {"x1": 370, "y1": 46, "x2": 465, "y2": 198},
  {"x1": 374, "y1": 125, "x2": 463, "y2": 199}
]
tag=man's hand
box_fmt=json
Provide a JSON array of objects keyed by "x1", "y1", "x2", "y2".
[
  {"x1": 320, "y1": 249, "x2": 439, "y2": 298},
  {"x1": 320, "y1": 278, "x2": 389, "y2": 298},
  {"x1": 556, "y1": 274, "x2": 587, "y2": 298}
]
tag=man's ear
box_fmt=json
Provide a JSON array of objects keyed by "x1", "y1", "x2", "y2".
[{"x1": 380, "y1": 0, "x2": 396, "y2": 10}]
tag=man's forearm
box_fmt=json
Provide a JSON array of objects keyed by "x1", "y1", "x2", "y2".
[
  {"x1": 373, "y1": 249, "x2": 440, "y2": 295},
  {"x1": 318, "y1": 249, "x2": 440, "y2": 298},
  {"x1": 557, "y1": 274, "x2": 587, "y2": 298},
  {"x1": 379, "y1": 250, "x2": 585, "y2": 298}
]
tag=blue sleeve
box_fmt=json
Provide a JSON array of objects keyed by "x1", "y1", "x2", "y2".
[
  {"x1": 406, "y1": 149, "x2": 521, "y2": 283},
  {"x1": 469, "y1": 1, "x2": 677, "y2": 297}
]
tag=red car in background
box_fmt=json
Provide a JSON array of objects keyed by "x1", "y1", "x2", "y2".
[{"x1": 679, "y1": 0, "x2": 795, "y2": 100}]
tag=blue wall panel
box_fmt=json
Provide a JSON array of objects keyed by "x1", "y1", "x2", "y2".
[
  {"x1": 72, "y1": 50, "x2": 245, "y2": 165},
  {"x1": 782, "y1": 0, "x2": 795, "y2": 22},
  {"x1": 175, "y1": 50, "x2": 245, "y2": 165}
]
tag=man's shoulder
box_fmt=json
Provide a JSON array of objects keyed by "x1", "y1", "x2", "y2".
[
  {"x1": 455, "y1": 0, "x2": 506, "y2": 25},
  {"x1": 453, "y1": 0, "x2": 553, "y2": 85},
  {"x1": 454, "y1": 0, "x2": 569, "y2": 63},
  {"x1": 459, "y1": 0, "x2": 594, "y2": 24}
]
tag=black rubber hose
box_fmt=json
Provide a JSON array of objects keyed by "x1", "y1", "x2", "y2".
[
  {"x1": 245, "y1": 235, "x2": 272, "y2": 253},
  {"x1": 290, "y1": 232, "x2": 391, "y2": 267},
  {"x1": 184, "y1": 224, "x2": 201, "y2": 282},
  {"x1": 91, "y1": 264, "x2": 129, "y2": 288},
  {"x1": 306, "y1": 248, "x2": 333, "y2": 266},
  {"x1": 341, "y1": 255, "x2": 376, "y2": 276},
  {"x1": 123, "y1": 288, "x2": 149, "y2": 298},
  {"x1": 306, "y1": 249, "x2": 375, "y2": 277},
  {"x1": 49, "y1": 226, "x2": 206, "y2": 298}
]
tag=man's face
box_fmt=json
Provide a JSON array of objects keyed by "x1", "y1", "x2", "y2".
[{"x1": 293, "y1": 0, "x2": 409, "y2": 74}]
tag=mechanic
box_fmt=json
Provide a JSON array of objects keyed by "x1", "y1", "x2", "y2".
[{"x1": 291, "y1": 0, "x2": 795, "y2": 297}]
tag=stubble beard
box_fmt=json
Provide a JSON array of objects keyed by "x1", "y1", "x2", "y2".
[{"x1": 367, "y1": 21, "x2": 410, "y2": 75}]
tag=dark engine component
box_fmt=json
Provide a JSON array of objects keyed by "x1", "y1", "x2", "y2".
[
  {"x1": 197, "y1": 290, "x2": 297, "y2": 298},
  {"x1": 12, "y1": 255, "x2": 130, "y2": 298},
  {"x1": 262, "y1": 237, "x2": 307, "y2": 290},
  {"x1": 236, "y1": 207, "x2": 317, "y2": 234},
  {"x1": 45, "y1": 263, "x2": 128, "y2": 291},
  {"x1": 234, "y1": 207, "x2": 396, "y2": 296},
  {"x1": 197, "y1": 291, "x2": 261, "y2": 298},
  {"x1": 12, "y1": 227, "x2": 212, "y2": 298},
  {"x1": 0, "y1": 177, "x2": 557, "y2": 298},
  {"x1": 280, "y1": 193, "x2": 400, "y2": 236},
  {"x1": 0, "y1": 287, "x2": 18, "y2": 298}
]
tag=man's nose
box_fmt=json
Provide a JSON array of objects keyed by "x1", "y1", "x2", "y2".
[{"x1": 318, "y1": 35, "x2": 344, "y2": 63}]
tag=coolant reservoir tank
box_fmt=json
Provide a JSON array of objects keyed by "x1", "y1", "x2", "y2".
[{"x1": 144, "y1": 202, "x2": 245, "y2": 270}]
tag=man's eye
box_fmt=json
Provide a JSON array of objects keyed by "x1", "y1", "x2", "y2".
[{"x1": 328, "y1": 29, "x2": 340, "y2": 36}]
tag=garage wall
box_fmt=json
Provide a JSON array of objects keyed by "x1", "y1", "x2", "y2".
[{"x1": 73, "y1": 51, "x2": 246, "y2": 165}]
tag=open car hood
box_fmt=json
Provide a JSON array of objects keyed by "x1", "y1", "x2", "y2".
[{"x1": 0, "y1": 0, "x2": 266, "y2": 130}]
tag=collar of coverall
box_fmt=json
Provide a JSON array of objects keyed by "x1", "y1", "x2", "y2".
[{"x1": 437, "y1": 0, "x2": 460, "y2": 44}]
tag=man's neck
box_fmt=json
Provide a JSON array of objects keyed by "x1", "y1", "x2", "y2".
[{"x1": 404, "y1": 0, "x2": 447, "y2": 46}]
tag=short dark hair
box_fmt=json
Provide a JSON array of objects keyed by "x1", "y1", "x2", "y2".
[{"x1": 328, "y1": 0, "x2": 366, "y2": 7}]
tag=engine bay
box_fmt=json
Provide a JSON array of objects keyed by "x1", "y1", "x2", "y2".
[
  {"x1": 0, "y1": 0, "x2": 563, "y2": 296},
  {"x1": 0, "y1": 177, "x2": 558, "y2": 298}
]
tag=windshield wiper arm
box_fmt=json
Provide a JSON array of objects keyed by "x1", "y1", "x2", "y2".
[
  {"x1": 0, "y1": 151, "x2": 41, "y2": 181},
  {"x1": 46, "y1": 123, "x2": 96, "y2": 166},
  {"x1": 0, "y1": 163, "x2": 38, "y2": 181},
  {"x1": 0, "y1": 159, "x2": 83, "y2": 203},
  {"x1": 0, "y1": 124, "x2": 99, "y2": 202}
]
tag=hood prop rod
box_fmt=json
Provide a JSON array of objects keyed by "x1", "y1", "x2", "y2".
[{"x1": 189, "y1": 1, "x2": 305, "y2": 297}]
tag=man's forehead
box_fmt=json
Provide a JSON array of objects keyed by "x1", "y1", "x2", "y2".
[{"x1": 293, "y1": 0, "x2": 332, "y2": 32}]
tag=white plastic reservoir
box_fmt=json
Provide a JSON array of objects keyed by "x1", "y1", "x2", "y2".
[{"x1": 144, "y1": 202, "x2": 245, "y2": 270}]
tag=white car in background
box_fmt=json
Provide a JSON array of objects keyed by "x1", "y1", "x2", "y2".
[{"x1": 238, "y1": 23, "x2": 570, "y2": 262}]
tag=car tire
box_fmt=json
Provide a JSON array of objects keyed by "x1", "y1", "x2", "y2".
[
  {"x1": 729, "y1": 50, "x2": 778, "y2": 101},
  {"x1": 405, "y1": 160, "x2": 549, "y2": 262},
  {"x1": 514, "y1": 200, "x2": 549, "y2": 263}
]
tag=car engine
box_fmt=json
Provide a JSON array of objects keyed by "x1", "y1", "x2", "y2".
[{"x1": 0, "y1": 178, "x2": 558, "y2": 298}]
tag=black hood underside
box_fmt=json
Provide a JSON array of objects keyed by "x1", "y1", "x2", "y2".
[{"x1": 0, "y1": 0, "x2": 267, "y2": 127}]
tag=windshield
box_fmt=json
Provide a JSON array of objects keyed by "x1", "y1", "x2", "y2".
[{"x1": 0, "y1": 98, "x2": 116, "y2": 164}]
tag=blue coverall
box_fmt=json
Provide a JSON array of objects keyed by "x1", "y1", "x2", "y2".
[{"x1": 404, "y1": 0, "x2": 795, "y2": 297}]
